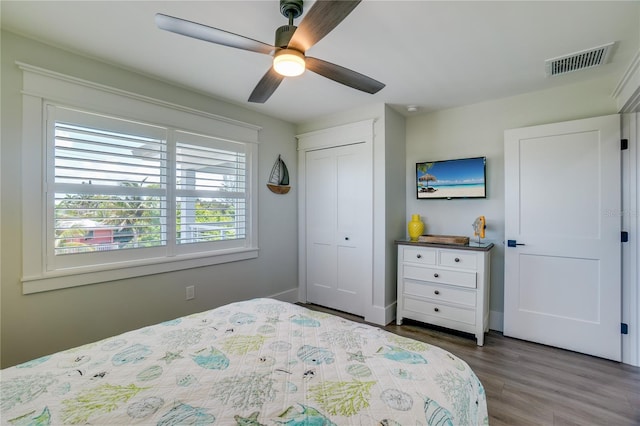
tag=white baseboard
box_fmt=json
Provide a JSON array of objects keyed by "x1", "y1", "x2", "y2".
[
  {"x1": 489, "y1": 310, "x2": 504, "y2": 332},
  {"x1": 365, "y1": 301, "x2": 397, "y2": 326},
  {"x1": 268, "y1": 288, "x2": 298, "y2": 304}
]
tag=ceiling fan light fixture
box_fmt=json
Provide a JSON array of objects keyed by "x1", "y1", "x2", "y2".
[{"x1": 273, "y1": 49, "x2": 305, "y2": 77}]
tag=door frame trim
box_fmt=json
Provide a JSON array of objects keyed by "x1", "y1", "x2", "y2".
[
  {"x1": 615, "y1": 47, "x2": 640, "y2": 366},
  {"x1": 621, "y1": 112, "x2": 639, "y2": 366}
]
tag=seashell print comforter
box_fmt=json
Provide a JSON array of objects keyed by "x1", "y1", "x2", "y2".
[{"x1": 0, "y1": 298, "x2": 488, "y2": 425}]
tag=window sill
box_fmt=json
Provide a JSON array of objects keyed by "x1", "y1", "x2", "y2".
[{"x1": 22, "y1": 248, "x2": 259, "y2": 294}]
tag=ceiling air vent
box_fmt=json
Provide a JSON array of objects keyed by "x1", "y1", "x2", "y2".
[{"x1": 545, "y1": 42, "x2": 615, "y2": 77}]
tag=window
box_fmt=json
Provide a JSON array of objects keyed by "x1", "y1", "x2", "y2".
[
  {"x1": 20, "y1": 63, "x2": 259, "y2": 293},
  {"x1": 49, "y1": 106, "x2": 250, "y2": 270}
]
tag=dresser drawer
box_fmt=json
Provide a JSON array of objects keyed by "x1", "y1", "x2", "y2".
[
  {"x1": 403, "y1": 265, "x2": 476, "y2": 288},
  {"x1": 404, "y1": 297, "x2": 476, "y2": 325},
  {"x1": 439, "y1": 250, "x2": 477, "y2": 270},
  {"x1": 404, "y1": 280, "x2": 476, "y2": 307},
  {"x1": 402, "y1": 247, "x2": 436, "y2": 265}
]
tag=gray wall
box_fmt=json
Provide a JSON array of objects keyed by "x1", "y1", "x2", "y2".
[
  {"x1": 405, "y1": 74, "x2": 621, "y2": 329},
  {"x1": 0, "y1": 31, "x2": 299, "y2": 368},
  {"x1": 383, "y1": 105, "x2": 406, "y2": 305}
]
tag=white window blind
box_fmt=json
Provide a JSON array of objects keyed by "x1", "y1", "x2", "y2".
[
  {"x1": 175, "y1": 132, "x2": 247, "y2": 248},
  {"x1": 42, "y1": 104, "x2": 255, "y2": 275},
  {"x1": 53, "y1": 110, "x2": 167, "y2": 256}
]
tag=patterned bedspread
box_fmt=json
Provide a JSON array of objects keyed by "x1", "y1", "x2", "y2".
[{"x1": 1, "y1": 298, "x2": 488, "y2": 425}]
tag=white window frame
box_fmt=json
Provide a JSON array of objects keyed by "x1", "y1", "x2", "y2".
[{"x1": 19, "y1": 62, "x2": 260, "y2": 294}]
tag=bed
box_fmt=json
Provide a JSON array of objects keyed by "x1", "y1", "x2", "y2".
[{"x1": 1, "y1": 298, "x2": 488, "y2": 425}]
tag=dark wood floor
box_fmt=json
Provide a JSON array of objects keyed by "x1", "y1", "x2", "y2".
[{"x1": 301, "y1": 304, "x2": 640, "y2": 426}]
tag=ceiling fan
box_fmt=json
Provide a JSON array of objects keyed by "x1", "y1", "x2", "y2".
[{"x1": 155, "y1": 0, "x2": 385, "y2": 103}]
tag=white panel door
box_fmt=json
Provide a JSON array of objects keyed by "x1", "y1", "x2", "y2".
[
  {"x1": 504, "y1": 114, "x2": 621, "y2": 361},
  {"x1": 306, "y1": 143, "x2": 372, "y2": 316}
]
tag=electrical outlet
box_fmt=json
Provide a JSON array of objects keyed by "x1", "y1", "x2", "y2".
[{"x1": 185, "y1": 285, "x2": 195, "y2": 300}]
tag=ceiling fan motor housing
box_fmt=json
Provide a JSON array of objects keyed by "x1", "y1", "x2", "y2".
[
  {"x1": 275, "y1": 25, "x2": 298, "y2": 48},
  {"x1": 277, "y1": 0, "x2": 303, "y2": 48}
]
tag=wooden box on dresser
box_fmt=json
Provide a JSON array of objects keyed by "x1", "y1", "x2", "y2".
[{"x1": 396, "y1": 240, "x2": 494, "y2": 345}]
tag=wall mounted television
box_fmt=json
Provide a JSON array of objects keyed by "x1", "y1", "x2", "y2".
[{"x1": 416, "y1": 156, "x2": 486, "y2": 199}]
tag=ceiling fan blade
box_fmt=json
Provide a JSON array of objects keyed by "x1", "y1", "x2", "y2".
[
  {"x1": 248, "y1": 68, "x2": 285, "y2": 103},
  {"x1": 288, "y1": 0, "x2": 361, "y2": 53},
  {"x1": 306, "y1": 57, "x2": 385, "y2": 94},
  {"x1": 155, "y1": 13, "x2": 274, "y2": 55}
]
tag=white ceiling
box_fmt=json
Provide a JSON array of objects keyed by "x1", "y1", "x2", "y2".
[{"x1": 2, "y1": 1, "x2": 639, "y2": 124}]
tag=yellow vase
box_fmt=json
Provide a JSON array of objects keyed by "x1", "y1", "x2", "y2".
[{"x1": 408, "y1": 214, "x2": 425, "y2": 241}]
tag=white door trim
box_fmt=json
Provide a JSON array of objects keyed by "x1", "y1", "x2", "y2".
[
  {"x1": 621, "y1": 112, "x2": 639, "y2": 366},
  {"x1": 615, "y1": 47, "x2": 640, "y2": 366}
]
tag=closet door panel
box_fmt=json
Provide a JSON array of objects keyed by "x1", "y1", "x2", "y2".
[{"x1": 305, "y1": 142, "x2": 371, "y2": 315}]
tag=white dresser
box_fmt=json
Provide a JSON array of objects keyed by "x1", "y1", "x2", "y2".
[{"x1": 396, "y1": 240, "x2": 493, "y2": 345}]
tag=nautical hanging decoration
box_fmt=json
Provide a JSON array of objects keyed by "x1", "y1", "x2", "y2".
[{"x1": 267, "y1": 155, "x2": 291, "y2": 194}]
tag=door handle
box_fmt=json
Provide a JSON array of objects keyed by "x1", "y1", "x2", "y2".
[{"x1": 507, "y1": 239, "x2": 526, "y2": 247}]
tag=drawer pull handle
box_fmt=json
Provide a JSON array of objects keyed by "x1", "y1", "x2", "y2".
[
  {"x1": 416, "y1": 254, "x2": 422, "y2": 259},
  {"x1": 434, "y1": 307, "x2": 439, "y2": 312},
  {"x1": 434, "y1": 290, "x2": 440, "y2": 295},
  {"x1": 454, "y1": 257, "x2": 460, "y2": 262},
  {"x1": 345, "y1": 237, "x2": 349, "y2": 241},
  {"x1": 434, "y1": 273, "x2": 439, "y2": 278}
]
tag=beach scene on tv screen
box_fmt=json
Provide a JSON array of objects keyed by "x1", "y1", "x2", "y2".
[{"x1": 417, "y1": 157, "x2": 485, "y2": 199}]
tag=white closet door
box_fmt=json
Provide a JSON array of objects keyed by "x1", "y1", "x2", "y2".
[{"x1": 305, "y1": 142, "x2": 372, "y2": 316}]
